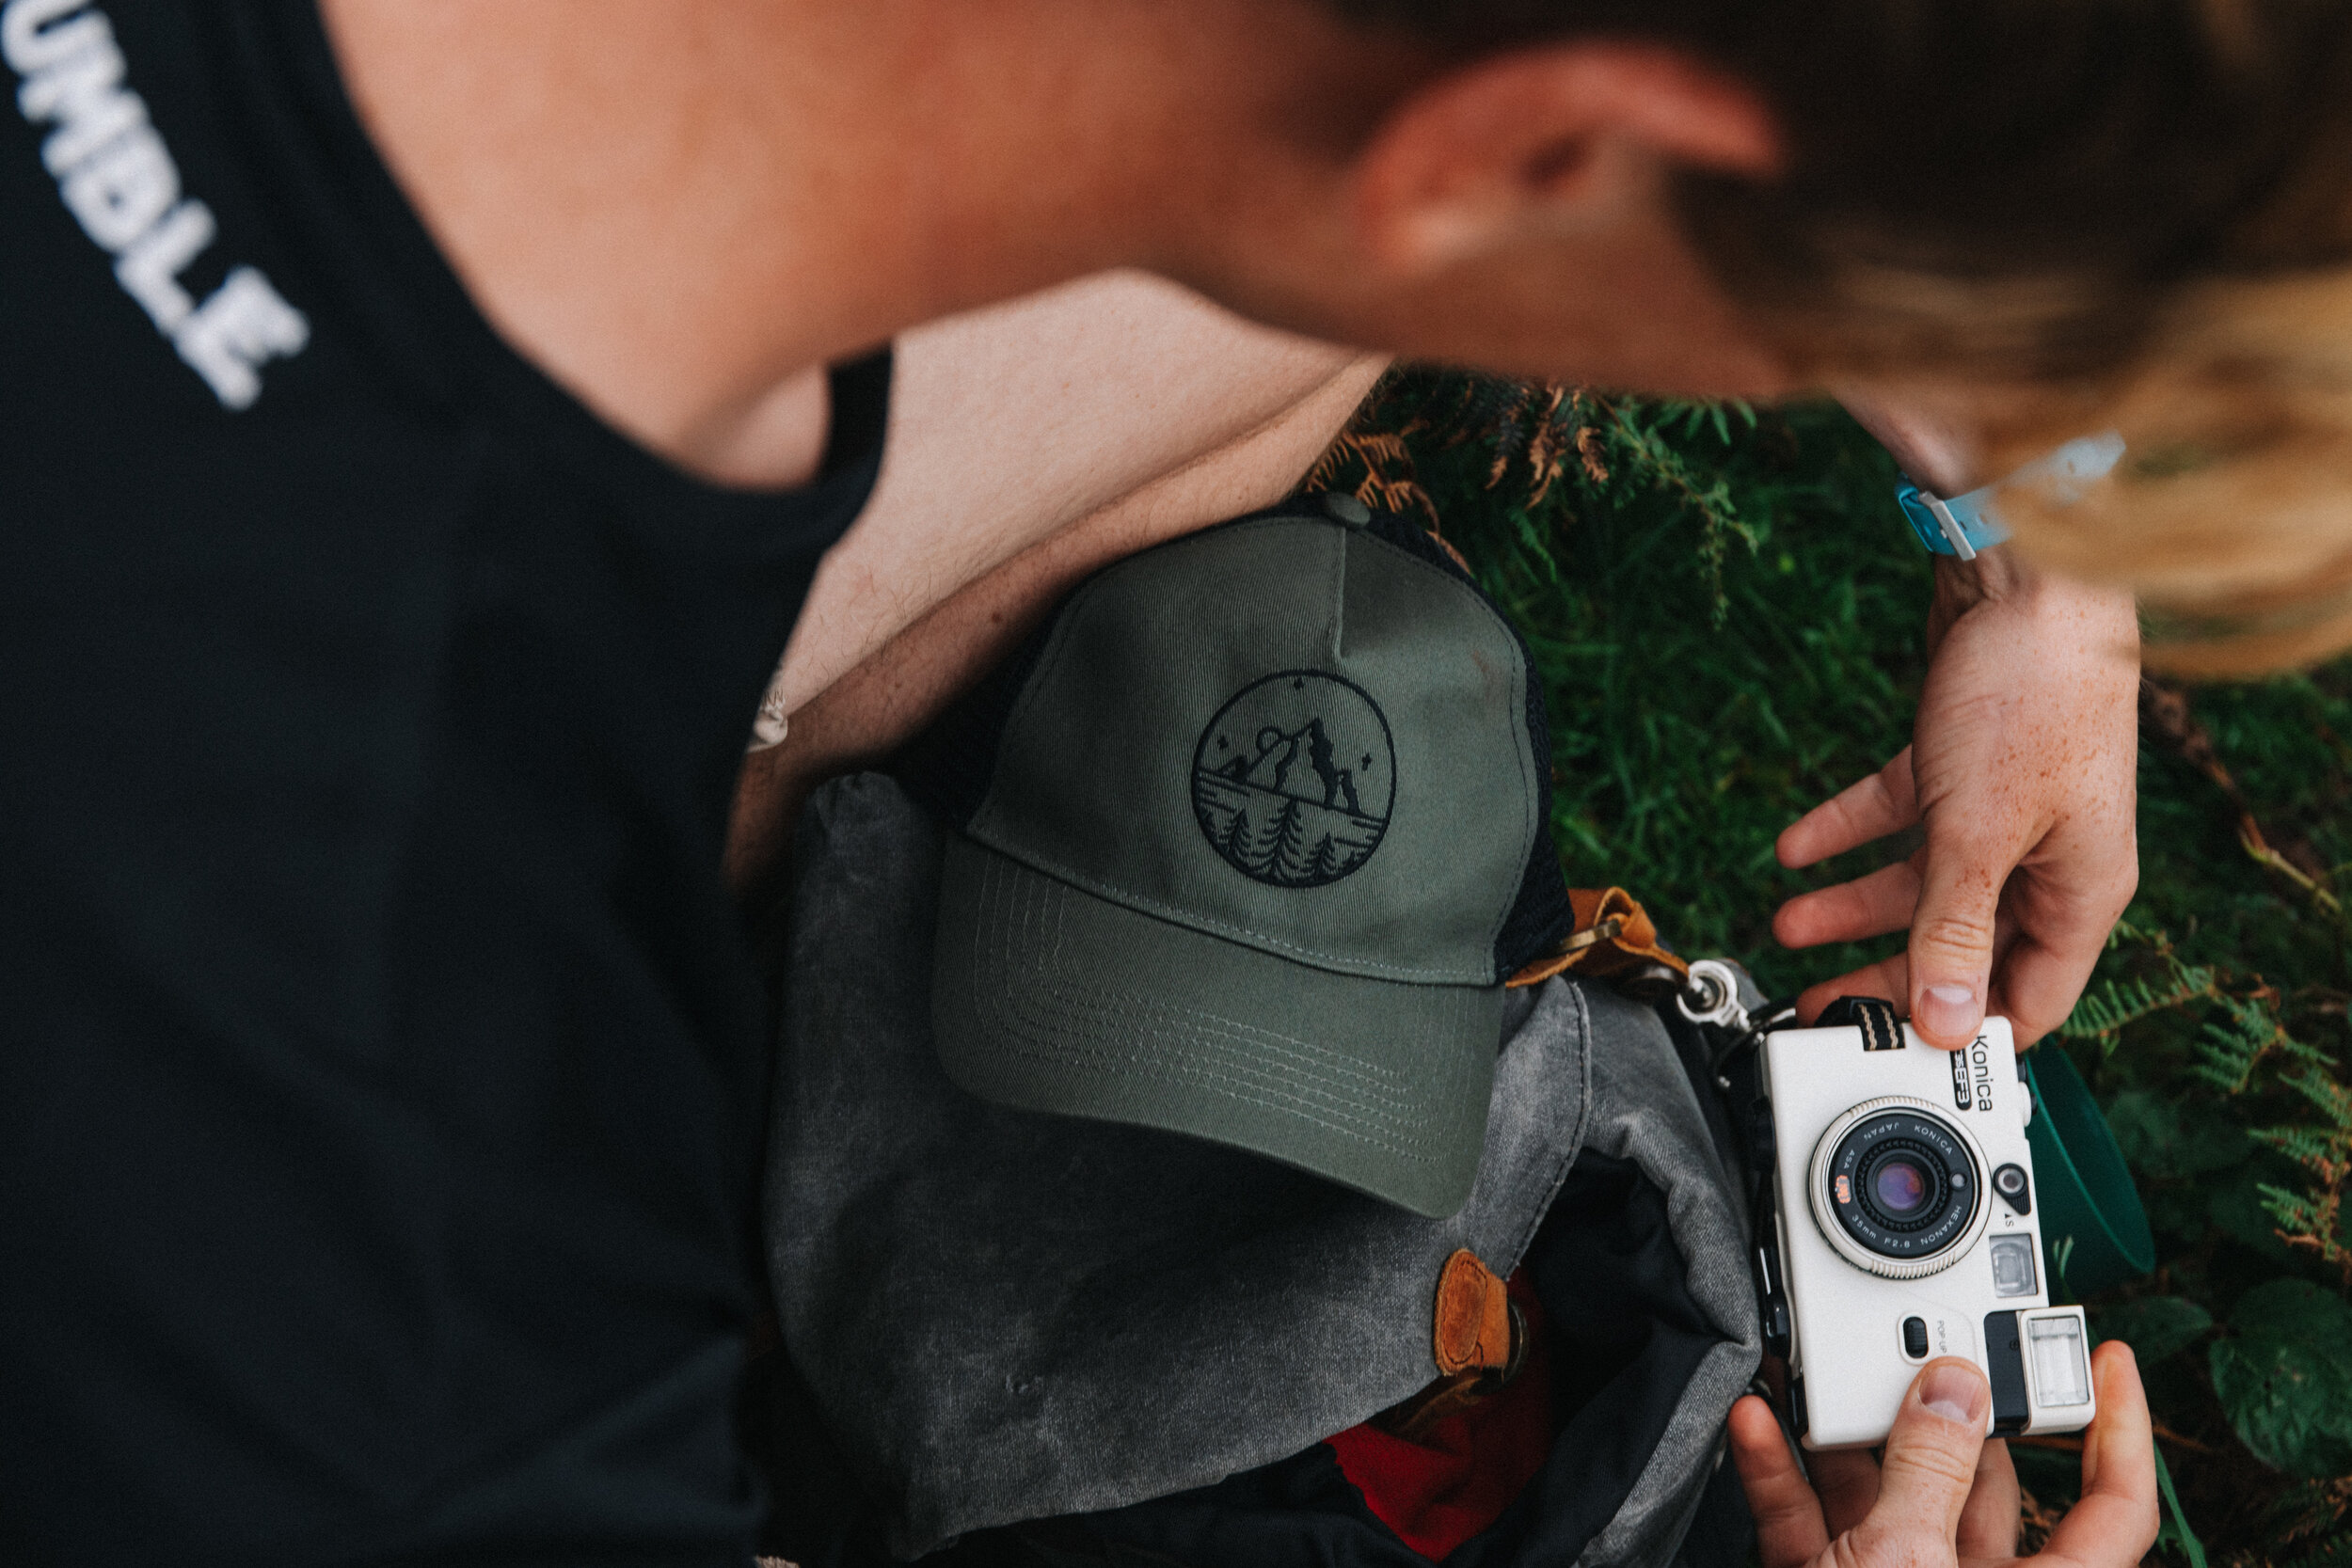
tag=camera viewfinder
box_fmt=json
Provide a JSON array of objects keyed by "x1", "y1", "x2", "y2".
[{"x1": 1988, "y1": 1233, "x2": 2037, "y2": 1298}]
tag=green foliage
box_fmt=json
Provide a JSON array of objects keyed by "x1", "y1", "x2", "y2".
[
  {"x1": 2194, "y1": 991, "x2": 2328, "y2": 1098},
  {"x1": 2156, "y1": 1445, "x2": 2213, "y2": 1568},
  {"x1": 2092, "y1": 1295, "x2": 2215, "y2": 1365},
  {"x1": 2209, "y1": 1282, "x2": 2352, "y2": 1477},
  {"x1": 2069, "y1": 927, "x2": 2352, "y2": 1287},
  {"x1": 2250, "y1": 1058, "x2": 2352, "y2": 1283},
  {"x1": 2266, "y1": 1479, "x2": 2352, "y2": 1561},
  {"x1": 1314, "y1": 369, "x2": 1927, "y2": 979},
  {"x1": 2105, "y1": 1091, "x2": 2251, "y2": 1181},
  {"x1": 2064, "y1": 961, "x2": 2219, "y2": 1053},
  {"x1": 1316, "y1": 367, "x2": 2352, "y2": 1563}
]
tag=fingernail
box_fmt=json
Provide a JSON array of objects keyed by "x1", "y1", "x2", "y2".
[
  {"x1": 1920, "y1": 1362, "x2": 1988, "y2": 1427},
  {"x1": 1916, "y1": 983, "x2": 1980, "y2": 1042}
]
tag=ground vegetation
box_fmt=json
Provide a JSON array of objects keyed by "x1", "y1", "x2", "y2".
[{"x1": 1308, "y1": 371, "x2": 2352, "y2": 1566}]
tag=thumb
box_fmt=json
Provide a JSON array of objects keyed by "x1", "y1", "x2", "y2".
[
  {"x1": 1908, "y1": 824, "x2": 2004, "y2": 1049},
  {"x1": 1854, "y1": 1359, "x2": 1990, "y2": 1559}
]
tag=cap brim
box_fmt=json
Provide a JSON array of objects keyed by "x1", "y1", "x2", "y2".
[{"x1": 932, "y1": 836, "x2": 1501, "y2": 1218}]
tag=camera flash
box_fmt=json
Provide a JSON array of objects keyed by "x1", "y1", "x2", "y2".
[{"x1": 2026, "y1": 1315, "x2": 2092, "y2": 1407}]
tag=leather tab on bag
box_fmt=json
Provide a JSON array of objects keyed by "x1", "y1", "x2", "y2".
[
  {"x1": 1507, "y1": 886, "x2": 1690, "y2": 989},
  {"x1": 1431, "y1": 1248, "x2": 1513, "y2": 1376},
  {"x1": 1371, "y1": 1254, "x2": 1528, "y2": 1442}
]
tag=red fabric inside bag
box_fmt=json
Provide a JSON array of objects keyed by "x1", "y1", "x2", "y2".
[{"x1": 1325, "y1": 1270, "x2": 1554, "y2": 1561}]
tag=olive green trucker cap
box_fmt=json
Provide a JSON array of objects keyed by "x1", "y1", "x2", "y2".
[{"x1": 901, "y1": 500, "x2": 1575, "y2": 1217}]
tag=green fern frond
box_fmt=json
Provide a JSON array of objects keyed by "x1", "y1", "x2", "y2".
[
  {"x1": 2192, "y1": 993, "x2": 2296, "y2": 1094},
  {"x1": 2252, "y1": 1127, "x2": 2342, "y2": 1166},
  {"x1": 2061, "y1": 964, "x2": 2217, "y2": 1044},
  {"x1": 2279, "y1": 1060, "x2": 2352, "y2": 1117}
]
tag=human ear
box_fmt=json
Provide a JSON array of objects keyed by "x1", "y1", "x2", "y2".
[{"x1": 1349, "y1": 45, "x2": 1782, "y2": 277}]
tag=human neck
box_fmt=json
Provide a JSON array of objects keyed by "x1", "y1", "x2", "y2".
[{"x1": 318, "y1": 0, "x2": 1364, "y2": 487}]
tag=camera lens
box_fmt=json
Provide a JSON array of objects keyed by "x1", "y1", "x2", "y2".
[
  {"x1": 1874, "y1": 1159, "x2": 1929, "y2": 1213},
  {"x1": 1818, "y1": 1106, "x2": 1982, "y2": 1271}
]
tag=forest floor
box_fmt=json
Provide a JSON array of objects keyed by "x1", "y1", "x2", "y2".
[{"x1": 1312, "y1": 373, "x2": 2352, "y2": 1567}]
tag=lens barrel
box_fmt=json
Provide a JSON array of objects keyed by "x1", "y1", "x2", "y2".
[{"x1": 1817, "y1": 1105, "x2": 1983, "y2": 1272}]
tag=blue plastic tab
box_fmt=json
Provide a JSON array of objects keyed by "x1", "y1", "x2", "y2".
[
  {"x1": 1897, "y1": 432, "x2": 2125, "y2": 559},
  {"x1": 1897, "y1": 482, "x2": 2008, "y2": 558}
]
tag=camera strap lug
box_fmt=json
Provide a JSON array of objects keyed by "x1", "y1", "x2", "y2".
[
  {"x1": 1815, "y1": 995, "x2": 1904, "y2": 1051},
  {"x1": 1676, "y1": 958, "x2": 1751, "y2": 1036}
]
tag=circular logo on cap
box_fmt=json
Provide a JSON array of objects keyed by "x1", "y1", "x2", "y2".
[{"x1": 1191, "y1": 671, "x2": 1395, "y2": 888}]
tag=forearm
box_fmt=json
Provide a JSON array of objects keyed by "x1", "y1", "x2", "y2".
[
  {"x1": 1777, "y1": 482, "x2": 2140, "y2": 1045},
  {"x1": 725, "y1": 341, "x2": 1385, "y2": 899},
  {"x1": 1926, "y1": 545, "x2": 2141, "y2": 657},
  {"x1": 760, "y1": 271, "x2": 1387, "y2": 729},
  {"x1": 1841, "y1": 387, "x2": 2140, "y2": 656}
]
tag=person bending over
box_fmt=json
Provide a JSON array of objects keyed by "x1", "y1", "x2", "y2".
[{"x1": 8, "y1": 0, "x2": 2350, "y2": 1562}]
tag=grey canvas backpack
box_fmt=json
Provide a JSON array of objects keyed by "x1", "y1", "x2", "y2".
[{"x1": 755, "y1": 773, "x2": 1763, "y2": 1568}]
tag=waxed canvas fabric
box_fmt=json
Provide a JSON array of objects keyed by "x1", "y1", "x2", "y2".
[
  {"x1": 930, "y1": 510, "x2": 1547, "y2": 1216},
  {"x1": 766, "y1": 774, "x2": 1763, "y2": 1564}
]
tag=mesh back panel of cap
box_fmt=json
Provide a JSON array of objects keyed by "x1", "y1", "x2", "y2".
[{"x1": 893, "y1": 501, "x2": 1577, "y2": 981}]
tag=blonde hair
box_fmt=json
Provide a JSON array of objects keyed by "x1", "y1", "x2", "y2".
[
  {"x1": 1343, "y1": 0, "x2": 2352, "y2": 670},
  {"x1": 1974, "y1": 274, "x2": 2352, "y2": 673}
]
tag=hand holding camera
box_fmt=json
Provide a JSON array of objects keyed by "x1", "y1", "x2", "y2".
[
  {"x1": 1728, "y1": 1344, "x2": 2156, "y2": 1568},
  {"x1": 1759, "y1": 1010, "x2": 2091, "y2": 1447},
  {"x1": 1707, "y1": 989, "x2": 2159, "y2": 1568}
]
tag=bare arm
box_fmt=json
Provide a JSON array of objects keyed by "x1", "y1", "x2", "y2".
[
  {"x1": 755, "y1": 271, "x2": 1387, "y2": 735},
  {"x1": 727, "y1": 275, "x2": 1386, "y2": 898},
  {"x1": 1777, "y1": 394, "x2": 2141, "y2": 1047}
]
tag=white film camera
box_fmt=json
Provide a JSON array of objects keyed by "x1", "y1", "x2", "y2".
[{"x1": 1758, "y1": 1011, "x2": 2095, "y2": 1448}]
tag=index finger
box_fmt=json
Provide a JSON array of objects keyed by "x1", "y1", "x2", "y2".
[
  {"x1": 1729, "y1": 1394, "x2": 1830, "y2": 1568},
  {"x1": 1779, "y1": 750, "x2": 1920, "y2": 870},
  {"x1": 2036, "y1": 1343, "x2": 2159, "y2": 1568}
]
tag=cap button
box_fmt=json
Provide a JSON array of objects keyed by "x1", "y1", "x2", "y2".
[{"x1": 1321, "y1": 492, "x2": 1372, "y2": 527}]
